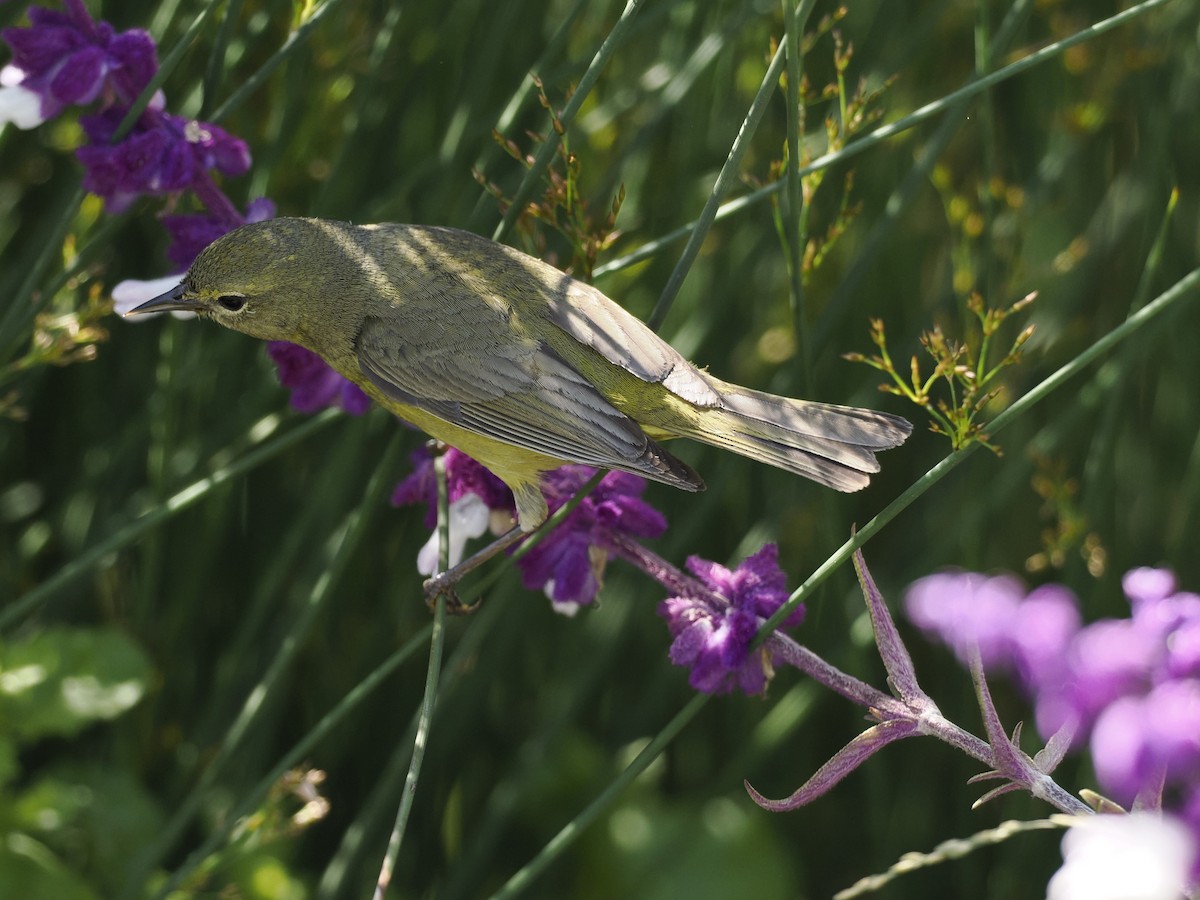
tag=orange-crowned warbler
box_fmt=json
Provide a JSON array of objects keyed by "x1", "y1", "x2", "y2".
[{"x1": 128, "y1": 217, "x2": 911, "y2": 531}]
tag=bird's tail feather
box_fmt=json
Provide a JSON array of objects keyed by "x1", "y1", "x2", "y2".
[{"x1": 691, "y1": 386, "x2": 912, "y2": 492}]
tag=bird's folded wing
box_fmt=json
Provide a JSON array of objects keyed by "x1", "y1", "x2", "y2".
[
  {"x1": 402, "y1": 226, "x2": 722, "y2": 408},
  {"x1": 545, "y1": 277, "x2": 723, "y2": 409},
  {"x1": 354, "y1": 311, "x2": 690, "y2": 482}
]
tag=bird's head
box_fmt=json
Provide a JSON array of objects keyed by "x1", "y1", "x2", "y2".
[{"x1": 125, "y1": 218, "x2": 359, "y2": 348}]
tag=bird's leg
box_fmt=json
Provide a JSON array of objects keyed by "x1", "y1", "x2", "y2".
[{"x1": 423, "y1": 524, "x2": 529, "y2": 608}]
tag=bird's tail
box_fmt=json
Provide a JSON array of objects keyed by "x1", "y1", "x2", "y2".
[{"x1": 688, "y1": 384, "x2": 912, "y2": 492}]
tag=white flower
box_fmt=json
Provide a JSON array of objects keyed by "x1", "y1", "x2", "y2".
[
  {"x1": 1047, "y1": 812, "x2": 1196, "y2": 900},
  {"x1": 546, "y1": 591, "x2": 581, "y2": 617},
  {"x1": 0, "y1": 74, "x2": 46, "y2": 131},
  {"x1": 416, "y1": 494, "x2": 490, "y2": 576}
]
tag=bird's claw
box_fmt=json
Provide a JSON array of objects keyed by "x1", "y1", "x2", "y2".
[{"x1": 423, "y1": 572, "x2": 480, "y2": 615}]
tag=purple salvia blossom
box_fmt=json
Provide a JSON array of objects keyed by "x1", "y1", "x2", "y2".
[
  {"x1": 1122, "y1": 567, "x2": 1178, "y2": 605},
  {"x1": 518, "y1": 467, "x2": 665, "y2": 611},
  {"x1": 658, "y1": 544, "x2": 798, "y2": 696},
  {"x1": 1034, "y1": 618, "x2": 1162, "y2": 739},
  {"x1": 1007, "y1": 584, "x2": 1080, "y2": 690},
  {"x1": 1166, "y1": 619, "x2": 1200, "y2": 681},
  {"x1": 660, "y1": 595, "x2": 765, "y2": 694},
  {"x1": 1, "y1": 1, "x2": 157, "y2": 122},
  {"x1": 1090, "y1": 678, "x2": 1200, "y2": 806},
  {"x1": 904, "y1": 571, "x2": 1083, "y2": 698},
  {"x1": 906, "y1": 564, "x2": 1200, "y2": 858},
  {"x1": 904, "y1": 570, "x2": 1028, "y2": 668},
  {"x1": 390, "y1": 446, "x2": 516, "y2": 575},
  {"x1": 77, "y1": 108, "x2": 250, "y2": 212},
  {"x1": 391, "y1": 446, "x2": 515, "y2": 529}
]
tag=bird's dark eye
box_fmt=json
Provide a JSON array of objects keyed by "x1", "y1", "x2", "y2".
[{"x1": 217, "y1": 294, "x2": 246, "y2": 312}]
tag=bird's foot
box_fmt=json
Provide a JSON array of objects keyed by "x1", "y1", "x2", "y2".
[{"x1": 421, "y1": 524, "x2": 528, "y2": 612}]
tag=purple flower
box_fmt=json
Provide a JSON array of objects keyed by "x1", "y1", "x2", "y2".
[
  {"x1": 687, "y1": 543, "x2": 802, "y2": 628},
  {"x1": 658, "y1": 544, "x2": 797, "y2": 696},
  {"x1": 4, "y1": 2, "x2": 271, "y2": 305},
  {"x1": 1034, "y1": 619, "x2": 1163, "y2": 741},
  {"x1": 265, "y1": 342, "x2": 370, "y2": 415},
  {"x1": 391, "y1": 446, "x2": 514, "y2": 529},
  {"x1": 518, "y1": 467, "x2": 666, "y2": 611},
  {"x1": 2, "y1": 1, "x2": 157, "y2": 121},
  {"x1": 907, "y1": 565, "x2": 1200, "y2": 821},
  {"x1": 390, "y1": 446, "x2": 516, "y2": 576},
  {"x1": 1167, "y1": 619, "x2": 1200, "y2": 680},
  {"x1": 1008, "y1": 584, "x2": 1081, "y2": 689},
  {"x1": 1123, "y1": 567, "x2": 1177, "y2": 606},
  {"x1": 1090, "y1": 679, "x2": 1200, "y2": 805},
  {"x1": 76, "y1": 108, "x2": 250, "y2": 212},
  {"x1": 1119, "y1": 573, "x2": 1200, "y2": 682},
  {"x1": 904, "y1": 570, "x2": 1029, "y2": 668},
  {"x1": 660, "y1": 595, "x2": 764, "y2": 694}
]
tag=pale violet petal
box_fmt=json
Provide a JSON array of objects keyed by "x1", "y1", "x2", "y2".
[
  {"x1": 1047, "y1": 812, "x2": 1195, "y2": 900},
  {"x1": 416, "y1": 531, "x2": 440, "y2": 577},
  {"x1": 544, "y1": 583, "x2": 582, "y2": 617},
  {"x1": 1, "y1": 65, "x2": 28, "y2": 87},
  {"x1": 0, "y1": 84, "x2": 47, "y2": 130},
  {"x1": 416, "y1": 494, "x2": 490, "y2": 576},
  {"x1": 550, "y1": 599, "x2": 582, "y2": 617}
]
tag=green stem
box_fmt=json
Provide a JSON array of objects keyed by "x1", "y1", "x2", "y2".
[
  {"x1": 782, "y1": 0, "x2": 818, "y2": 390},
  {"x1": 0, "y1": 185, "x2": 85, "y2": 362},
  {"x1": 373, "y1": 452, "x2": 451, "y2": 898},
  {"x1": 759, "y1": 265, "x2": 1200, "y2": 635},
  {"x1": 113, "y1": 1, "x2": 223, "y2": 141},
  {"x1": 155, "y1": 625, "x2": 432, "y2": 894},
  {"x1": 973, "y1": 0, "x2": 998, "y2": 297},
  {"x1": 595, "y1": 0, "x2": 1172, "y2": 283},
  {"x1": 314, "y1": 595, "x2": 507, "y2": 897},
  {"x1": 1, "y1": 409, "x2": 342, "y2": 629},
  {"x1": 209, "y1": 0, "x2": 347, "y2": 123},
  {"x1": 200, "y1": 0, "x2": 246, "y2": 118},
  {"x1": 492, "y1": 0, "x2": 648, "y2": 244},
  {"x1": 648, "y1": 39, "x2": 788, "y2": 331},
  {"x1": 140, "y1": 432, "x2": 405, "y2": 900},
  {"x1": 489, "y1": 694, "x2": 710, "y2": 899}
]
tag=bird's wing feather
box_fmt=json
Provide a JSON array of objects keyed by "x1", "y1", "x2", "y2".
[
  {"x1": 354, "y1": 310, "x2": 699, "y2": 488},
  {"x1": 543, "y1": 273, "x2": 723, "y2": 408},
  {"x1": 405, "y1": 227, "x2": 722, "y2": 408}
]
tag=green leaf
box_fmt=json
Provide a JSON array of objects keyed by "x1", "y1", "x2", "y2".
[
  {"x1": 0, "y1": 628, "x2": 153, "y2": 742},
  {"x1": 0, "y1": 833, "x2": 100, "y2": 900},
  {"x1": 12, "y1": 765, "x2": 166, "y2": 897}
]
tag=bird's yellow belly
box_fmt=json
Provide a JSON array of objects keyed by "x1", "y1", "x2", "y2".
[{"x1": 359, "y1": 381, "x2": 562, "y2": 485}]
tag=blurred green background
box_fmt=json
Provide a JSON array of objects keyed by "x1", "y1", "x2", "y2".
[{"x1": 2, "y1": 0, "x2": 1198, "y2": 897}]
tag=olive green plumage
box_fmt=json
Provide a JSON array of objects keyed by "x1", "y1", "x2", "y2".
[{"x1": 130, "y1": 217, "x2": 911, "y2": 529}]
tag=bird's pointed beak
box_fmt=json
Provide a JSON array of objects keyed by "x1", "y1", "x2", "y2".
[{"x1": 124, "y1": 282, "x2": 201, "y2": 317}]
